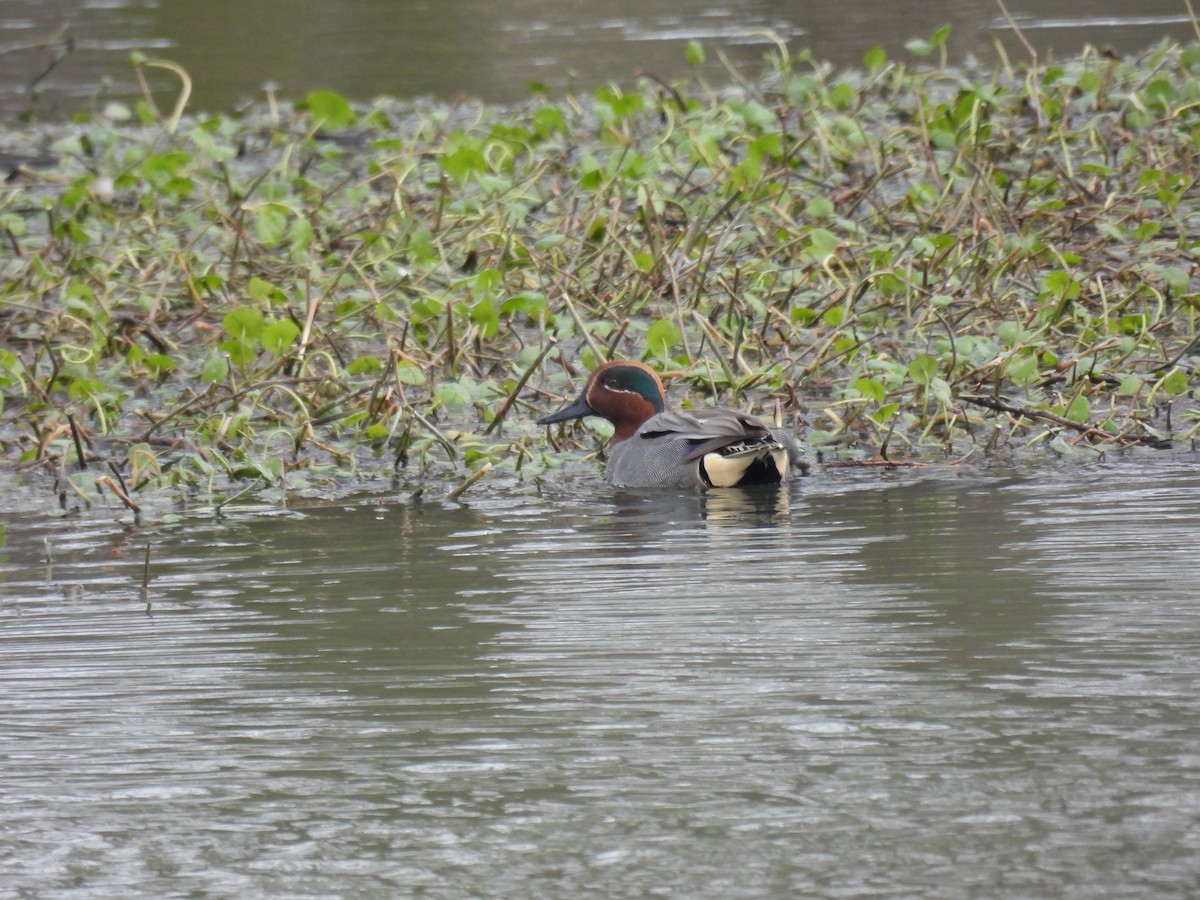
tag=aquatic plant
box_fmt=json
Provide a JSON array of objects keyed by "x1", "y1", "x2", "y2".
[{"x1": 2, "y1": 34, "x2": 1199, "y2": 511}]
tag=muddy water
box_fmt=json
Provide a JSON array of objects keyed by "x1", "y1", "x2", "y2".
[
  {"x1": 2, "y1": 464, "x2": 1199, "y2": 896},
  {"x1": 1, "y1": 0, "x2": 1196, "y2": 117}
]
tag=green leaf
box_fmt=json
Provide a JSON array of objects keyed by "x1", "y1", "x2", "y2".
[
  {"x1": 803, "y1": 228, "x2": 840, "y2": 261},
  {"x1": 805, "y1": 196, "x2": 834, "y2": 219},
  {"x1": 832, "y1": 336, "x2": 857, "y2": 356},
  {"x1": 434, "y1": 380, "x2": 472, "y2": 408},
  {"x1": 220, "y1": 338, "x2": 256, "y2": 368},
  {"x1": 930, "y1": 377, "x2": 952, "y2": 405},
  {"x1": 394, "y1": 362, "x2": 426, "y2": 386},
  {"x1": 1041, "y1": 269, "x2": 1081, "y2": 300},
  {"x1": 864, "y1": 46, "x2": 887, "y2": 72},
  {"x1": 1116, "y1": 375, "x2": 1142, "y2": 396},
  {"x1": 853, "y1": 376, "x2": 886, "y2": 403},
  {"x1": 1119, "y1": 313, "x2": 1150, "y2": 334},
  {"x1": 532, "y1": 105, "x2": 566, "y2": 137},
  {"x1": 645, "y1": 318, "x2": 680, "y2": 357},
  {"x1": 1162, "y1": 266, "x2": 1190, "y2": 295},
  {"x1": 223, "y1": 306, "x2": 265, "y2": 341},
  {"x1": 594, "y1": 85, "x2": 644, "y2": 123},
  {"x1": 1162, "y1": 370, "x2": 1190, "y2": 395},
  {"x1": 1064, "y1": 394, "x2": 1091, "y2": 424},
  {"x1": 201, "y1": 355, "x2": 229, "y2": 383},
  {"x1": 247, "y1": 276, "x2": 280, "y2": 303},
  {"x1": 685, "y1": 40, "x2": 706, "y2": 67},
  {"x1": 470, "y1": 297, "x2": 500, "y2": 338},
  {"x1": 474, "y1": 267, "x2": 503, "y2": 295},
  {"x1": 1008, "y1": 355, "x2": 1039, "y2": 386},
  {"x1": 141, "y1": 150, "x2": 192, "y2": 190},
  {"x1": 1134, "y1": 221, "x2": 1161, "y2": 242},
  {"x1": 67, "y1": 376, "x2": 104, "y2": 402},
  {"x1": 871, "y1": 402, "x2": 899, "y2": 423},
  {"x1": 407, "y1": 226, "x2": 437, "y2": 263},
  {"x1": 347, "y1": 355, "x2": 383, "y2": 375},
  {"x1": 145, "y1": 353, "x2": 175, "y2": 377},
  {"x1": 304, "y1": 90, "x2": 356, "y2": 130},
  {"x1": 500, "y1": 291, "x2": 549, "y2": 317},
  {"x1": 998, "y1": 321, "x2": 1025, "y2": 347},
  {"x1": 258, "y1": 456, "x2": 284, "y2": 481},
  {"x1": 254, "y1": 204, "x2": 290, "y2": 246},
  {"x1": 907, "y1": 353, "x2": 939, "y2": 385},
  {"x1": 829, "y1": 82, "x2": 856, "y2": 110},
  {"x1": 0, "y1": 349, "x2": 20, "y2": 389},
  {"x1": 289, "y1": 216, "x2": 314, "y2": 252},
  {"x1": 441, "y1": 137, "x2": 488, "y2": 183},
  {"x1": 261, "y1": 319, "x2": 300, "y2": 357}
]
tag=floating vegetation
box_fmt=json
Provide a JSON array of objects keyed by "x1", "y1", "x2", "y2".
[{"x1": 2, "y1": 34, "x2": 1200, "y2": 509}]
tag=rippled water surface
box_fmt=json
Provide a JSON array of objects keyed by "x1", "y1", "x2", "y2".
[
  {"x1": 3, "y1": 464, "x2": 1199, "y2": 896},
  {"x1": 1, "y1": 0, "x2": 1197, "y2": 117}
]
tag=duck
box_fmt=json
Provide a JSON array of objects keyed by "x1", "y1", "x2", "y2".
[{"x1": 537, "y1": 359, "x2": 796, "y2": 489}]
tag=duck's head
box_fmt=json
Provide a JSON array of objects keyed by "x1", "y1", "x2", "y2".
[{"x1": 538, "y1": 360, "x2": 666, "y2": 441}]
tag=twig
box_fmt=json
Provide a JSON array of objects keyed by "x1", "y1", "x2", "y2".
[
  {"x1": 293, "y1": 241, "x2": 365, "y2": 373},
  {"x1": 959, "y1": 393, "x2": 1136, "y2": 445},
  {"x1": 1185, "y1": 0, "x2": 1200, "y2": 43},
  {"x1": 135, "y1": 377, "x2": 324, "y2": 442},
  {"x1": 96, "y1": 474, "x2": 141, "y2": 512},
  {"x1": 141, "y1": 542, "x2": 152, "y2": 604},
  {"x1": 66, "y1": 413, "x2": 87, "y2": 471},
  {"x1": 26, "y1": 31, "x2": 75, "y2": 97},
  {"x1": 994, "y1": 0, "x2": 1037, "y2": 62},
  {"x1": 408, "y1": 407, "x2": 457, "y2": 458},
  {"x1": 822, "y1": 449, "x2": 978, "y2": 469},
  {"x1": 133, "y1": 56, "x2": 192, "y2": 134},
  {"x1": 448, "y1": 461, "x2": 492, "y2": 500},
  {"x1": 484, "y1": 343, "x2": 555, "y2": 435},
  {"x1": 634, "y1": 69, "x2": 686, "y2": 111},
  {"x1": 561, "y1": 292, "x2": 605, "y2": 363},
  {"x1": 822, "y1": 458, "x2": 930, "y2": 469},
  {"x1": 994, "y1": 0, "x2": 1047, "y2": 127}
]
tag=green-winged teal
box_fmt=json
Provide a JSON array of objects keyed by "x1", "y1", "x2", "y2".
[{"x1": 538, "y1": 360, "x2": 796, "y2": 489}]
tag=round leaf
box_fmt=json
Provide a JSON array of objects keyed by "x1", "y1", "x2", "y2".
[
  {"x1": 908, "y1": 354, "x2": 939, "y2": 385},
  {"x1": 223, "y1": 306, "x2": 265, "y2": 341}
]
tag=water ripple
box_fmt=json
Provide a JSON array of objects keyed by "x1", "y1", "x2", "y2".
[{"x1": 2, "y1": 468, "x2": 1199, "y2": 895}]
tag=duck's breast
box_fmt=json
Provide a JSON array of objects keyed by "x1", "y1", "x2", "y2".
[{"x1": 605, "y1": 430, "x2": 703, "y2": 488}]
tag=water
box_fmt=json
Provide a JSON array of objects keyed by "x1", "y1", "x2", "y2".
[
  {"x1": 3, "y1": 463, "x2": 1199, "y2": 896},
  {"x1": 0, "y1": 0, "x2": 1196, "y2": 118}
]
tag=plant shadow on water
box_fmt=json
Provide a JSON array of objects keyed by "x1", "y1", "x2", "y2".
[{"x1": 158, "y1": 502, "x2": 517, "y2": 701}]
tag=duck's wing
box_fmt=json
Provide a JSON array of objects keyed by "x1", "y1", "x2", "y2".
[
  {"x1": 636, "y1": 408, "x2": 780, "y2": 459},
  {"x1": 640, "y1": 408, "x2": 799, "y2": 487},
  {"x1": 608, "y1": 408, "x2": 798, "y2": 488}
]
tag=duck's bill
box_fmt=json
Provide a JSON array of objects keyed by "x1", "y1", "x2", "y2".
[{"x1": 537, "y1": 394, "x2": 592, "y2": 425}]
